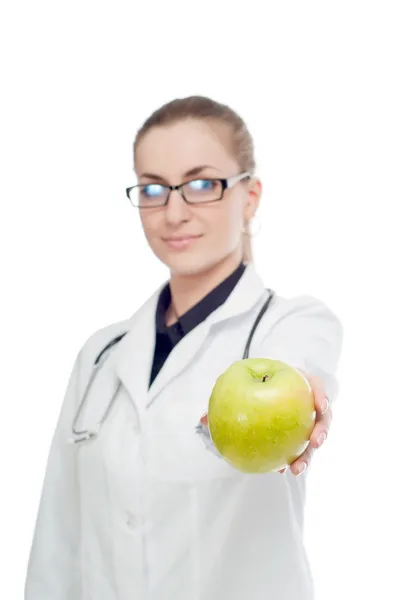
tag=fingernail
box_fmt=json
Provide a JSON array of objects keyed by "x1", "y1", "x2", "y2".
[
  {"x1": 317, "y1": 432, "x2": 327, "y2": 447},
  {"x1": 296, "y1": 462, "x2": 307, "y2": 476},
  {"x1": 321, "y1": 397, "x2": 329, "y2": 414}
]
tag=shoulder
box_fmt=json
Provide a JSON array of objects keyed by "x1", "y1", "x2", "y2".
[
  {"x1": 268, "y1": 292, "x2": 343, "y2": 331},
  {"x1": 77, "y1": 279, "x2": 165, "y2": 359},
  {"x1": 78, "y1": 318, "x2": 132, "y2": 365},
  {"x1": 253, "y1": 290, "x2": 344, "y2": 362},
  {"x1": 75, "y1": 282, "x2": 164, "y2": 368}
]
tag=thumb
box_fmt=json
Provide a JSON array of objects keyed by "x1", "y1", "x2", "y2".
[{"x1": 200, "y1": 413, "x2": 209, "y2": 427}]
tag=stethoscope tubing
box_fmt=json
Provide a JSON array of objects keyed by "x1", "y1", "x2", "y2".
[{"x1": 69, "y1": 289, "x2": 274, "y2": 444}]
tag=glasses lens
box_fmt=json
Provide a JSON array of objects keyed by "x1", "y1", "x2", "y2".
[
  {"x1": 129, "y1": 184, "x2": 168, "y2": 207},
  {"x1": 183, "y1": 179, "x2": 223, "y2": 203}
]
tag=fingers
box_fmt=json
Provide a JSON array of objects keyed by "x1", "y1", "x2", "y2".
[
  {"x1": 304, "y1": 369, "x2": 332, "y2": 449},
  {"x1": 300, "y1": 370, "x2": 329, "y2": 416},
  {"x1": 204, "y1": 370, "x2": 332, "y2": 478},
  {"x1": 297, "y1": 369, "x2": 328, "y2": 414},
  {"x1": 309, "y1": 407, "x2": 332, "y2": 448},
  {"x1": 289, "y1": 443, "x2": 316, "y2": 476},
  {"x1": 282, "y1": 408, "x2": 332, "y2": 476}
]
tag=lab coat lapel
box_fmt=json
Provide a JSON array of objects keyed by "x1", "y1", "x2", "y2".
[
  {"x1": 146, "y1": 318, "x2": 212, "y2": 407},
  {"x1": 114, "y1": 285, "x2": 161, "y2": 412},
  {"x1": 146, "y1": 264, "x2": 267, "y2": 407},
  {"x1": 114, "y1": 264, "x2": 268, "y2": 411}
]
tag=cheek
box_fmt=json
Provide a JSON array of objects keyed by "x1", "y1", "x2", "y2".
[
  {"x1": 211, "y1": 199, "x2": 242, "y2": 241},
  {"x1": 140, "y1": 214, "x2": 161, "y2": 248}
]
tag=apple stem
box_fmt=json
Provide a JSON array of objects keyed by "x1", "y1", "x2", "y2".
[{"x1": 262, "y1": 375, "x2": 269, "y2": 382}]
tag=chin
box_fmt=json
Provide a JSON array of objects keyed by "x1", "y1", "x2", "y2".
[{"x1": 162, "y1": 252, "x2": 220, "y2": 277}]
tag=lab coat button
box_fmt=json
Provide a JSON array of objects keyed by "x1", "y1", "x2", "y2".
[{"x1": 126, "y1": 513, "x2": 138, "y2": 529}]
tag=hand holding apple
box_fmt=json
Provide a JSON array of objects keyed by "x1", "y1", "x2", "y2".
[
  {"x1": 281, "y1": 368, "x2": 331, "y2": 476},
  {"x1": 201, "y1": 358, "x2": 331, "y2": 476}
]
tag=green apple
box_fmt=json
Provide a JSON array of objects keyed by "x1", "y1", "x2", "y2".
[{"x1": 207, "y1": 357, "x2": 316, "y2": 473}]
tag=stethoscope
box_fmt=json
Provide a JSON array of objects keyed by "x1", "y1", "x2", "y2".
[{"x1": 69, "y1": 289, "x2": 275, "y2": 444}]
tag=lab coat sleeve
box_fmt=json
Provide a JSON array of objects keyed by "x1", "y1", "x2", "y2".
[
  {"x1": 24, "y1": 349, "x2": 82, "y2": 600},
  {"x1": 258, "y1": 295, "x2": 343, "y2": 405}
]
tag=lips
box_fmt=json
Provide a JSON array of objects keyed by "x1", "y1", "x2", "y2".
[
  {"x1": 162, "y1": 234, "x2": 203, "y2": 250},
  {"x1": 163, "y1": 235, "x2": 202, "y2": 242}
]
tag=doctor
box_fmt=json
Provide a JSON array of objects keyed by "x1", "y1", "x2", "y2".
[{"x1": 25, "y1": 95, "x2": 343, "y2": 600}]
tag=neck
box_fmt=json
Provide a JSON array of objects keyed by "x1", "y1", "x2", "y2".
[{"x1": 166, "y1": 249, "x2": 245, "y2": 324}]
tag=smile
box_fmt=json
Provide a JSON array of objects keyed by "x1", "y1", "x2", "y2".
[{"x1": 163, "y1": 235, "x2": 203, "y2": 250}]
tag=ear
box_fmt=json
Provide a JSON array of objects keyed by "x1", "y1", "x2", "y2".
[{"x1": 244, "y1": 177, "x2": 262, "y2": 221}]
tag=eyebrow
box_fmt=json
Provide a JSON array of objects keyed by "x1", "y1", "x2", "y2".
[{"x1": 139, "y1": 165, "x2": 221, "y2": 183}]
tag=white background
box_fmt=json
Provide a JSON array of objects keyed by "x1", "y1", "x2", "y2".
[{"x1": 1, "y1": 1, "x2": 397, "y2": 598}]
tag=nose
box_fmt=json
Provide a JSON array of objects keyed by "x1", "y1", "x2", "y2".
[{"x1": 164, "y1": 188, "x2": 191, "y2": 225}]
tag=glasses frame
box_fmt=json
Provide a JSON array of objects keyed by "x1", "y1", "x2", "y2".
[{"x1": 126, "y1": 171, "x2": 252, "y2": 208}]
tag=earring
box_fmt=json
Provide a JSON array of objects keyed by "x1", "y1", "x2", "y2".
[{"x1": 242, "y1": 214, "x2": 261, "y2": 237}]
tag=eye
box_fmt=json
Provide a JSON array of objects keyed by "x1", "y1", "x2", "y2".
[
  {"x1": 188, "y1": 179, "x2": 216, "y2": 191},
  {"x1": 142, "y1": 184, "x2": 165, "y2": 198}
]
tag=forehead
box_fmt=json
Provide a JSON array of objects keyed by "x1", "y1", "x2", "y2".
[{"x1": 134, "y1": 119, "x2": 239, "y2": 179}]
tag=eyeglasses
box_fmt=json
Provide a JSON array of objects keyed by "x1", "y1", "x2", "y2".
[{"x1": 126, "y1": 172, "x2": 251, "y2": 208}]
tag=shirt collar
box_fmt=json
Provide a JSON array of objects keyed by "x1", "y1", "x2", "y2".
[{"x1": 156, "y1": 261, "x2": 247, "y2": 337}]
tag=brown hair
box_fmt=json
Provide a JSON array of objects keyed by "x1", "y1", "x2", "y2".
[{"x1": 133, "y1": 95, "x2": 257, "y2": 263}]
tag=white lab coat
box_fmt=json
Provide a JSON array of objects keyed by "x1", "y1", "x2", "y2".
[{"x1": 25, "y1": 264, "x2": 343, "y2": 600}]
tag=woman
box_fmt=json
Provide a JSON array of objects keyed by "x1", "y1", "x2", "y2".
[{"x1": 25, "y1": 95, "x2": 343, "y2": 600}]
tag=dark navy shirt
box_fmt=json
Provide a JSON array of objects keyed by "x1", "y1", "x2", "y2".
[{"x1": 149, "y1": 262, "x2": 246, "y2": 388}]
